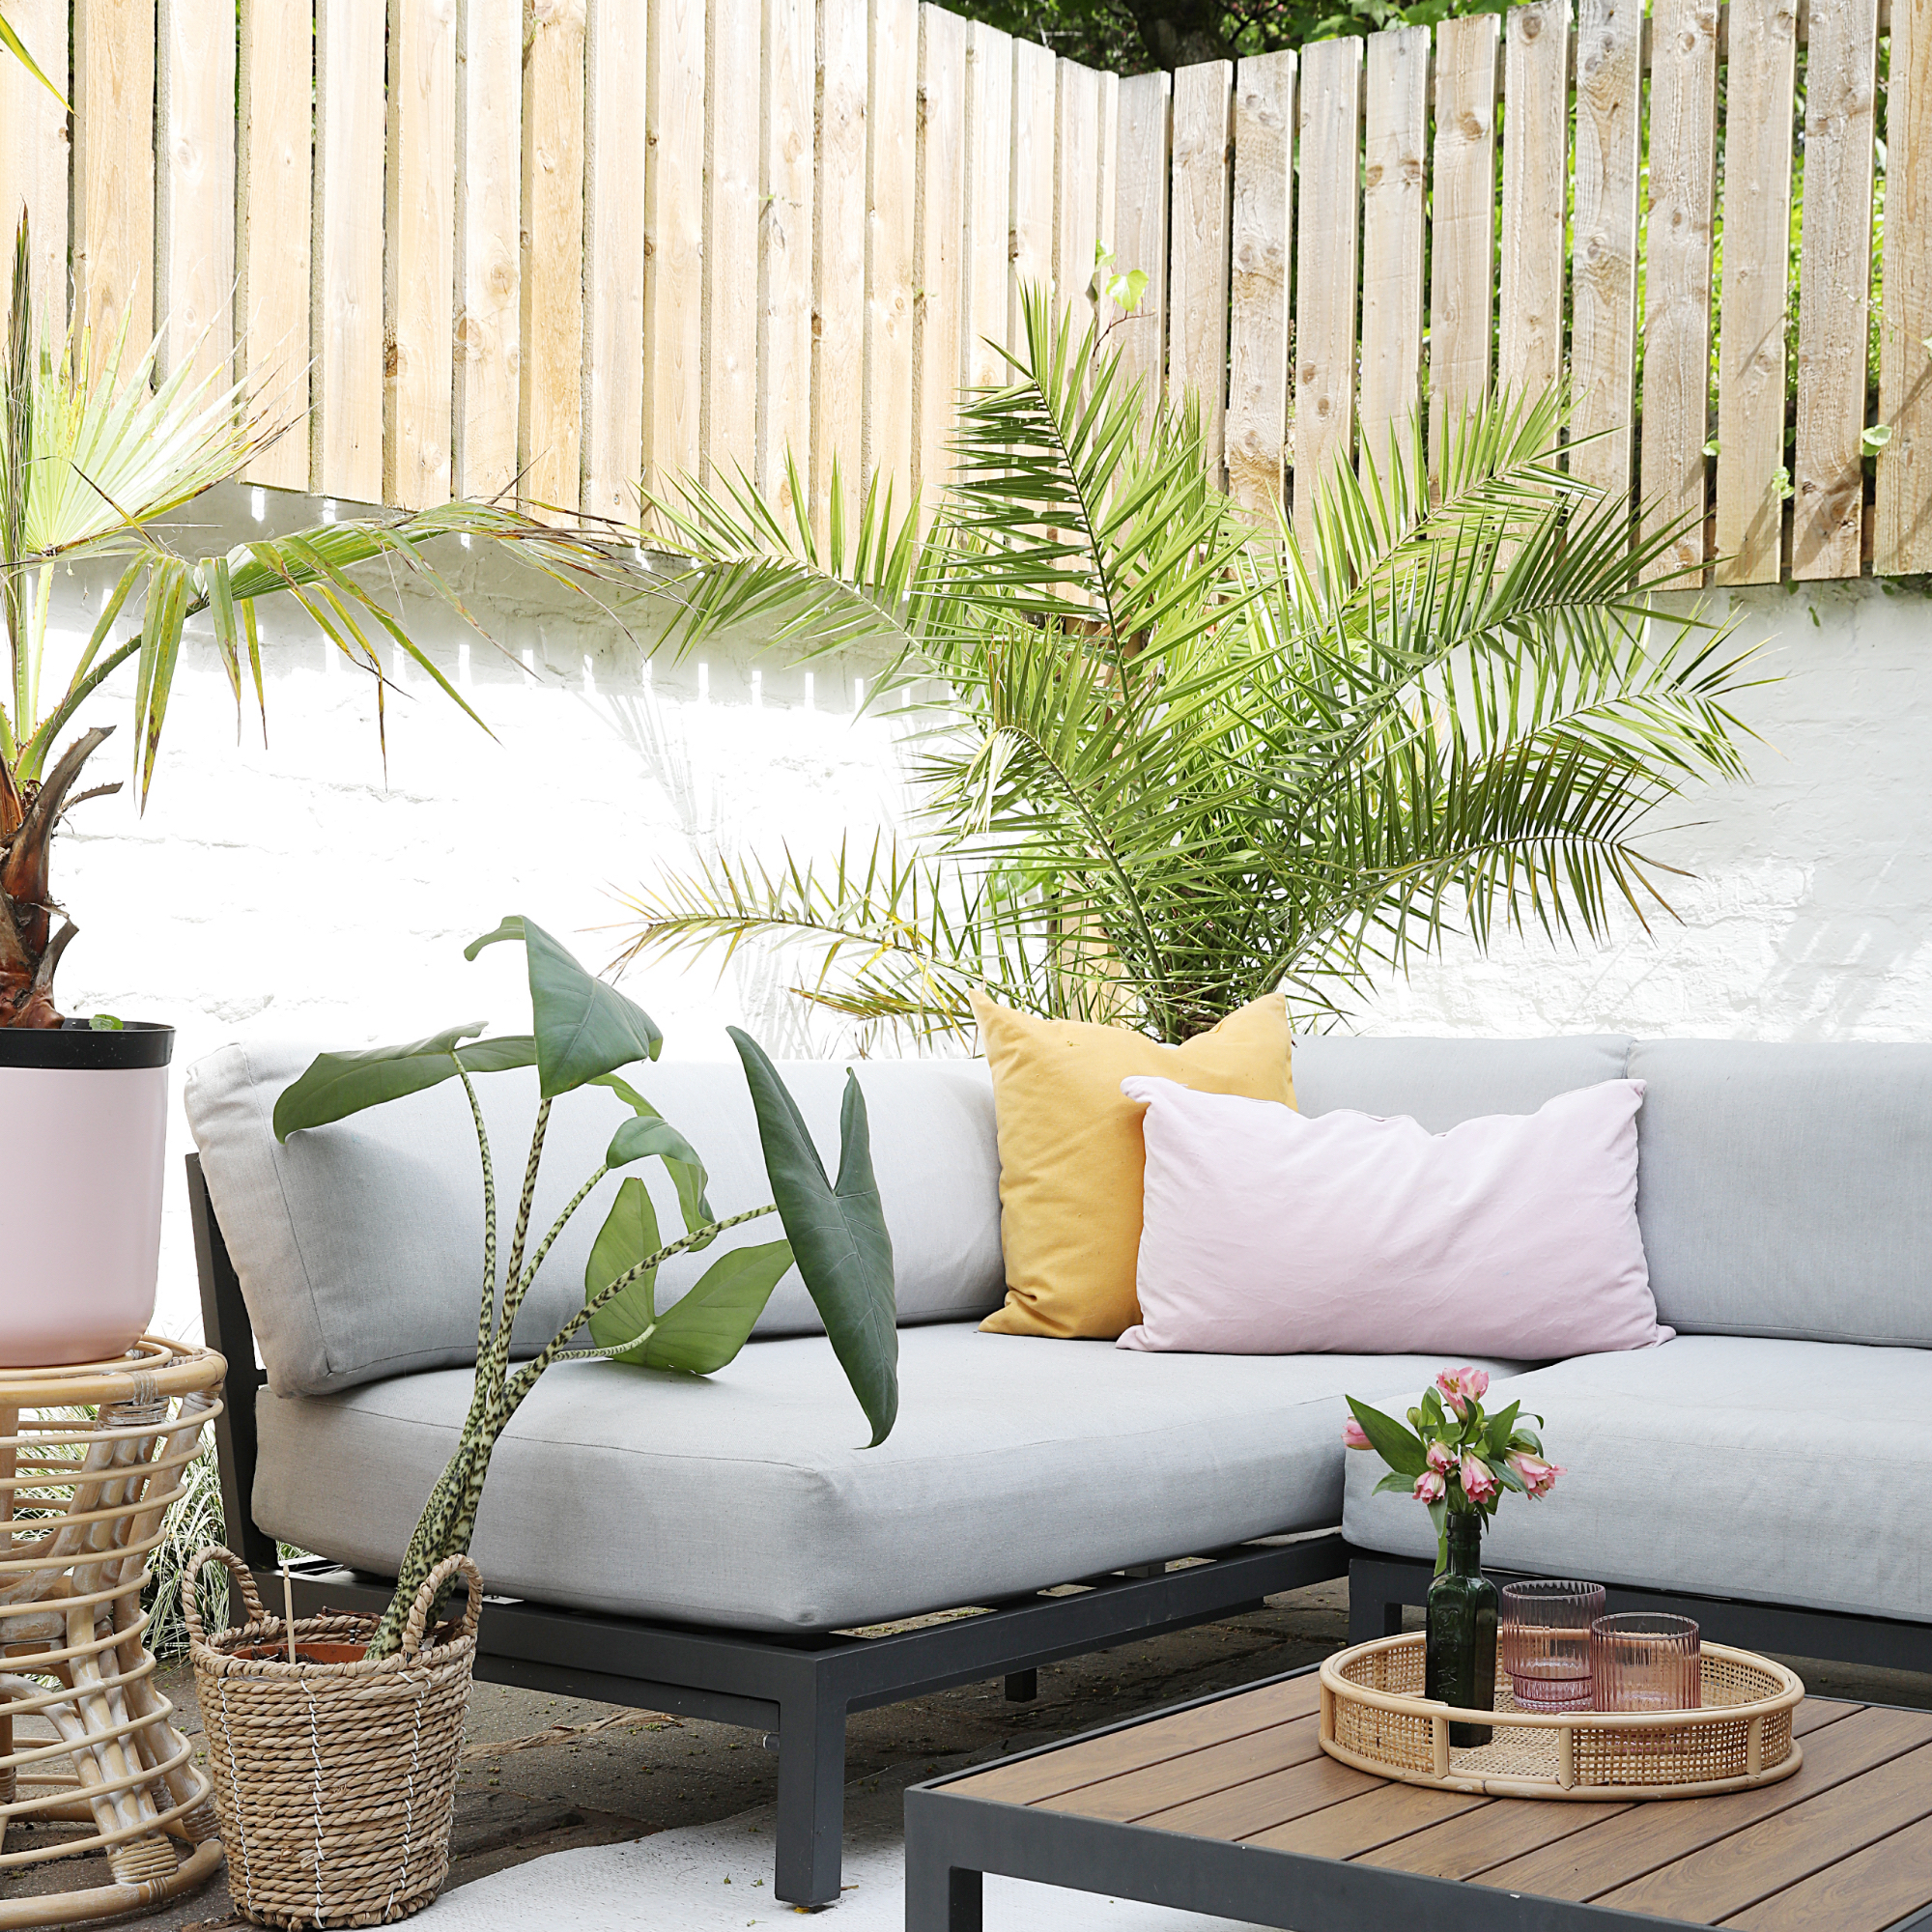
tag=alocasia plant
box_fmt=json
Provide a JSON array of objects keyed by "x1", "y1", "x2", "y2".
[{"x1": 273, "y1": 916, "x2": 897, "y2": 1658}]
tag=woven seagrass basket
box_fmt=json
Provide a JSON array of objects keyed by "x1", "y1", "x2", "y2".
[{"x1": 185, "y1": 1547, "x2": 481, "y2": 1928}]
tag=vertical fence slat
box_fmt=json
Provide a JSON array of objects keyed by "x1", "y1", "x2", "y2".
[
  {"x1": 706, "y1": 0, "x2": 761, "y2": 486},
  {"x1": 1095, "y1": 68, "x2": 1120, "y2": 321},
  {"x1": 1009, "y1": 41, "x2": 1057, "y2": 339},
  {"x1": 454, "y1": 0, "x2": 520, "y2": 500},
  {"x1": 585, "y1": 0, "x2": 648, "y2": 520},
  {"x1": 1430, "y1": 14, "x2": 1498, "y2": 467},
  {"x1": 1498, "y1": 0, "x2": 1568, "y2": 407},
  {"x1": 1639, "y1": 0, "x2": 1719, "y2": 578},
  {"x1": 0, "y1": 0, "x2": 68, "y2": 335},
  {"x1": 1793, "y1": 0, "x2": 1880, "y2": 578},
  {"x1": 916, "y1": 4, "x2": 968, "y2": 498},
  {"x1": 521, "y1": 0, "x2": 585, "y2": 511},
  {"x1": 385, "y1": 0, "x2": 456, "y2": 510},
  {"x1": 644, "y1": 0, "x2": 705, "y2": 499},
  {"x1": 759, "y1": 0, "x2": 815, "y2": 508},
  {"x1": 316, "y1": 0, "x2": 384, "y2": 499},
  {"x1": 158, "y1": 0, "x2": 236, "y2": 391},
  {"x1": 1170, "y1": 60, "x2": 1235, "y2": 482},
  {"x1": 867, "y1": 0, "x2": 918, "y2": 497},
  {"x1": 1569, "y1": 0, "x2": 1641, "y2": 509},
  {"x1": 1715, "y1": 0, "x2": 1799, "y2": 583},
  {"x1": 812, "y1": 0, "x2": 867, "y2": 528},
  {"x1": 1227, "y1": 51, "x2": 1293, "y2": 509},
  {"x1": 1056, "y1": 60, "x2": 1102, "y2": 319},
  {"x1": 965, "y1": 21, "x2": 1014, "y2": 388},
  {"x1": 1878, "y1": 0, "x2": 1932, "y2": 570},
  {"x1": 1112, "y1": 70, "x2": 1171, "y2": 412},
  {"x1": 1359, "y1": 25, "x2": 1425, "y2": 474},
  {"x1": 1292, "y1": 36, "x2": 1361, "y2": 545},
  {"x1": 73, "y1": 0, "x2": 156, "y2": 380}
]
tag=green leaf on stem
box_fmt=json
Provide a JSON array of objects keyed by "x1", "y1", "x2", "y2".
[
  {"x1": 467, "y1": 915, "x2": 663, "y2": 1096},
  {"x1": 608, "y1": 1112, "x2": 706, "y2": 1175},
  {"x1": 1428, "y1": 1497, "x2": 1448, "y2": 1575},
  {"x1": 1372, "y1": 1470, "x2": 1414, "y2": 1497},
  {"x1": 1483, "y1": 1400, "x2": 1521, "y2": 1460},
  {"x1": 458, "y1": 1034, "x2": 538, "y2": 1073},
  {"x1": 586, "y1": 1178, "x2": 663, "y2": 1356},
  {"x1": 1345, "y1": 1397, "x2": 1427, "y2": 1477},
  {"x1": 274, "y1": 1023, "x2": 487, "y2": 1139},
  {"x1": 594, "y1": 1071, "x2": 718, "y2": 1243},
  {"x1": 728, "y1": 1028, "x2": 898, "y2": 1446},
  {"x1": 629, "y1": 1241, "x2": 797, "y2": 1374}
]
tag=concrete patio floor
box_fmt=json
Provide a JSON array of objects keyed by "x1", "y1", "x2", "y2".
[{"x1": 13, "y1": 1578, "x2": 1932, "y2": 1929}]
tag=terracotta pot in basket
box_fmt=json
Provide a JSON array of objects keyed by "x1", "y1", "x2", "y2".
[{"x1": 185, "y1": 1547, "x2": 481, "y2": 1928}]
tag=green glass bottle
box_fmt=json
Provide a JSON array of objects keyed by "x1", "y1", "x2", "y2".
[{"x1": 1426, "y1": 1510, "x2": 1498, "y2": 1747}]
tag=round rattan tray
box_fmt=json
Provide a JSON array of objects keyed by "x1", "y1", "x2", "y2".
[{"x1": 1319, "y1": 1633, "x2": 1805, "y2": 1800}]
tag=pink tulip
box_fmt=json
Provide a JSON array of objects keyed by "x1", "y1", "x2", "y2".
[
  {"x1": 1460, "y1": 1453, "x2": 1499, "y2": 1503},
  {"x1": 1412, "y1": 1470, "x2": 1446, "y2": 1504},
  {"x1": 1343, "y1": 1418, "x2": 1373, "y2": 1451},
  {"x1": 1426, "y1": 1439, "x2": 1455, "y2": 1475},
  {"x1": 1510, "y1": 1452, "x2": 1564, "y2": 1499},
  {"x1": 1434, "y1": 1366, "x2": 1491, "y2": 1417}
]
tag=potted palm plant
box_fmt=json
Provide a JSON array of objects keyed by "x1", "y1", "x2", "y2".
[{"x1": 0, "y1": 218, "x2": 634, "y2": 1365}]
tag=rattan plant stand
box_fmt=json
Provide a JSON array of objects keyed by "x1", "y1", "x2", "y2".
[
  {"x1": 0, "y1": 1339, "x2": 226, "y2": 1929},
  {"x1": 1320, "y1": 1632, "x2": 1805, "y2": 1800}
]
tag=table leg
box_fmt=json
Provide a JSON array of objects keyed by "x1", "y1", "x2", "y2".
[{"x1": 905, "y1": 1832, "x2": 983, "y2": 1932}]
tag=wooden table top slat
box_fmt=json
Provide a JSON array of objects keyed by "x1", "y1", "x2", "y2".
[
  {"x1": 1031, "y1": 1714, "x2": 1327, "y2": 1822},
  {"x1": 1243, "y1": 1778, "x2": 1490, "y2": 1860},
  {"x1": 1590, "y1": 1739, "x2": 1932, "y2": 1922},
  {"x1": 1352, "y1": 1793, "x2": 1634, "y2": 1880},
  {"x1": 1474, "y1": 1703, "x2": 1932, "y2": 1902},
  {"x1": 946, "y1": 1674, "x2": 1320, "y2": 1806},
  {"x1": 1128, "y1": 1747, "x2": 1383, "y2": 1838},
  {"x1": 1721, "y1": 1810, "x2": 1932, "y2": 1932},
  {"x1": 1791, "y1": 1697, "x2": 1862, "y2": 1739}
]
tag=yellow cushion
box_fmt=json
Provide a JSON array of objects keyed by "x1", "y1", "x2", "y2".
[{"x1": 972, "y1": 988, "x2": 1295, "y2": 1340}]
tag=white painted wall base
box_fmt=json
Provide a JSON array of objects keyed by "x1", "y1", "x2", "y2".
[{"x1": 35, "y1": 492, "x2": 1932, "y2": 1339}]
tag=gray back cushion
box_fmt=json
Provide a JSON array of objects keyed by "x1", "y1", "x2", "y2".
[
  {"x1": 1629, "y1": 1038, "x2": 1932, "y2": 1346},
  {"x1": 186, "y1": 1044, "x2": 1004, "y2": 1397},
  {"x1": 1291, "y1": 1034, "x2": 1634, "y2": 1132}
]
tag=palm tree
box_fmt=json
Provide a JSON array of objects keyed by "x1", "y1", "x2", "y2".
[
  {"x1": 0, "y1": 217, "x2": 637, "y2": 1026},
  {"x1": 612, "y1": 290, "x2": 1758, "y2": 1046}
]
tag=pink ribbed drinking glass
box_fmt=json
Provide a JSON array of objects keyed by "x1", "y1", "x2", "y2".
[
  {"x1": 1499, "y1": 1580, "x2": 1604, "y2": 1712},
  {"x1": 1591, "y1": 1613, "x2": 1702, "y2": 1712}
]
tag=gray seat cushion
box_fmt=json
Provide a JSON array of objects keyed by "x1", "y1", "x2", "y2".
[
  {"x1": 186, "y1": 1045, "x2": 1004, "y2": 1397},
  {"x1": 1291, "y1": 1034, "x2": 1634, "y2": 1131},
  {"x1": 1343, "y1": 1336, "x2": 1932, "y2": 1624},
  {"x1": 254, "y1": 1325, "x2": 1522, "y2": 1632},
  {"x1": 1629, "y1": 1039, "x2": 1932, "y2": 1347}
]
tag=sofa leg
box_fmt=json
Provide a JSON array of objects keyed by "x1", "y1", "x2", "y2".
[
  {"x1": 905, "y1": 1840, "x2": 983, "y2": 1932},
  {"x1": 1348, "y1": 1560, "x2": 1414, "y2": 1644},
  {"x1": 1003, "y1": 1669, "x2": 1037, "y2": 1702},
  {"x1": 774, "y1": 1682, "x2": 849, "y2": 1909}
]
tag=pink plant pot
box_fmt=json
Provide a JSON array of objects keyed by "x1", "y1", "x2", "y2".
[{"x1": 0, "y1": 1023, "x2": 172, "y2": 1367}]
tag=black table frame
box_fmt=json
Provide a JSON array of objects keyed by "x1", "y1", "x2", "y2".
[
  {"x1": 903, "y1": 1662, "x2": 1932, "y2": 1932},
  {"x1": 186, "y1": 1153, "x2": 1351, "y2": 1908}
]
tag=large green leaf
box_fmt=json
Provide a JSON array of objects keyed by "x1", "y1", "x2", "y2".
[
  {"x1": 467, "y1": 916, "x2": 663, "y2": 1096},
  {"x1": 1345, "y1": 1397, "x2": 1428, "y2": 1477},
  {"x1": 594, "y1": 1072, "x2": 717, "y2": 1241},
  {"x1": 274, "y1": 1024, "x2": 486, "y2": 1140},
  {"x1": 629, "y1": 1241, "x2": 797, "y2": 1374},
  {"x1": 727, "y1": 1029, "x2": 897, "y2": 1445},
  {"x1": 585, "y1": 1178, "x2": 664, "y2": 1357},
  {"x1": 607, "y1": 1112, "x2": 705, "y2": 1176}
]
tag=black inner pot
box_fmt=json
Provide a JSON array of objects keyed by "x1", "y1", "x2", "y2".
[{"x1": 0, "y1": 1020, "x2": 175, "y2": 1069}]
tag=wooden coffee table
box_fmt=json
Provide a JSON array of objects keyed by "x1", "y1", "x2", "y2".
[{"x1": 904, "y1": 1662, "x2": 1932, "y2": 1930}]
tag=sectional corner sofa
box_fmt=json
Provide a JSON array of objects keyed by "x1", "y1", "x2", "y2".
[{"x1": 185, "y1": 1031, "x2": 1932, "y2": 1906}]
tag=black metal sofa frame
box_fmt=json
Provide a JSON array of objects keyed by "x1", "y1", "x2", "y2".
[{"x1": 187, "y1": 1155, "x2": 1350, "y2": 1908}]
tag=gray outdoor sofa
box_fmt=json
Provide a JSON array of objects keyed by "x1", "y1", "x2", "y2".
[{"x1": 185, "y1": 1032, "x2": 1932, "y2": 1907}]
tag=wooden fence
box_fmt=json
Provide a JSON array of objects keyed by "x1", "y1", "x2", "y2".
[{"x1": 0, "y1": 0, "x2": 1924, "y2": 580}]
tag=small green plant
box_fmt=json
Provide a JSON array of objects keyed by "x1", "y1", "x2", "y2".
[{"x1": 273, "y1": 916, "x2": 897, "y2": 1660}]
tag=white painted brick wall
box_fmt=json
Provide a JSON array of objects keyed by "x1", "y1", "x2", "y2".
[{"x1": 36, "y1": 492, "x2": 1932, "y2": 1337}]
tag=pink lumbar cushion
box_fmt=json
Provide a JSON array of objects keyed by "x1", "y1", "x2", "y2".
[{"x1": 1116, "y1": 1075, "x2": 1671, "y2": 1357}]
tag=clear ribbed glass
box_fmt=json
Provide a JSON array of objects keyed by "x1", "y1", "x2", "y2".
[
  {"x1": 1591, "y1": 1612, "x2": 1702, "y2": 1712},
  {"x1": 1498, "y1": 1579, "x2": 1605, "y2": 1712}
]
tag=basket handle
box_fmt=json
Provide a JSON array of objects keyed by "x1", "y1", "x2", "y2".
[
  {"x1": 402, "y1": 1553, "x2": 484, "y2": 1659},
  {"x1": 182, "y1": 1545, "x2": 266, "y2": 1646}
]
